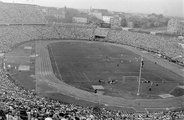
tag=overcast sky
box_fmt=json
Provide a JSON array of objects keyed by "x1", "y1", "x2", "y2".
[{"x1": 1, "y1": 0, "x2": 184, "y2": 17}]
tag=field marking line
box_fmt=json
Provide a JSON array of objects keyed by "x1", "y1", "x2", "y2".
[
  {"x1": 101, "y1": 71, "x2": 151, "y2": 74},
  {"x1": 145, "y1": 108, "x2": 149, "y2": 113},
  {"x1": 145, "y1": 107, "x2": 173, "y2": 112},
  {"x1": 82, "y1": 72, "x2": 91, "y2": 82},
  {"x1": 123, "y1": 76, "x2": 139, "y2": 82},
  {"x1": 49, "y1": 45, "x2": 63, "y2": 80},
  {"x1": 6, "y1": 55, "x2": 30, "y2": 58}
]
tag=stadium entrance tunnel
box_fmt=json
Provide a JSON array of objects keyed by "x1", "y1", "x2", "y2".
[{"x1": 94, "y1": 35, "x2": 106, "y2": 41}]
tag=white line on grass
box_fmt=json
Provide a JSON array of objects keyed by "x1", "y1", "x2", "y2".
[
  {"x1": 145, "y1": 108, "x2": 149, "y2": 113},
  {"x1": 83, "y1": 72, "x2": 91, "y2": 82},
  {"x1": 50, "y1": 46, "x2": 63, "y2": 80},
  {"x1": 145, "y1": 107, "x2": 175, "y2": 113}
]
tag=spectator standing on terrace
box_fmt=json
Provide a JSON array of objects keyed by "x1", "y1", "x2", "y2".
[{"x1": 45, "y1": 114, "x2": 53, "y2": 120}]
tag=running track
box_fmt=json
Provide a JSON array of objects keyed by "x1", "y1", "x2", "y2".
[{"x1": 35, "y1": 40, "x2": 184, "y2": 112}]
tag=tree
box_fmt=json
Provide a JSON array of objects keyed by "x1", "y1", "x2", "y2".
[
  {"x1": 88, "y1": 16, "x2": 103, "y2": 25},
  {"x1": 121, "y1": 18, "x2": 127, "y2": 27}
]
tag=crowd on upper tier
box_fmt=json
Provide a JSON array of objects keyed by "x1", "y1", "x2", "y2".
[
  {"x1": 0, "y1": 24, "x2": 95, "y2": 52},
  {"x1": 0, "y1": 2, "x2": 46, "y2": 24}
]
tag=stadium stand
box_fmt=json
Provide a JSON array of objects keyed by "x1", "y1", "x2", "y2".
[
  {"x1": 93, "y1": 27, "x2": 110, "y2": 41},
  {"x1": 0, "y1": 2, "x2": 46, "y2": 24},
  {"x1": 0, "y1": 2, "x2": 184, "y2": 119},
  {"x1": 107, "y1": 30, "x2": 184, "y2": 65}
]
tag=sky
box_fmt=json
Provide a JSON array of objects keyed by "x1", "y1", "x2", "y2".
[{"x1": 1, "y1": 0, "x2": 184, "y2": 17}]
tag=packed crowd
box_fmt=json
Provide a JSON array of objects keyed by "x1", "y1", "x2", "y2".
[
  {"x1": 0, "y1": 10, "x2": 184, "y2": 119},
  {"x1": 0, "y1": 1, "x2": 184, "y2": 119},
  {"x1": 0, "y1": 24, "x2": 96, "y2": 52},
  {"x1": 0, "y1": 2, "x2": 46, "y2": 24},
  {"x1": 0, "y1": 23, "x2": 183, "y2": 120},
  {"x1": 0, "y1": 21, "x2": 183, "y2": 65},
  {"x1": 107, "y1": 30, "x2": 184, "y2": 64},
  {"x1": 0, "y1": 69, "x2": 184, "y2": 120}
]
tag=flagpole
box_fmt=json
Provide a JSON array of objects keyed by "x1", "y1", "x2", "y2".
[
  {"x1": 35, "y1": 40, "x2": 38, "y2": 94},
  {"x1": 35, "y1": 40, "x2": 40, "y2": 94},
  {"x1": 137, "y1": 56, "x2": 143, "y2": 96}
]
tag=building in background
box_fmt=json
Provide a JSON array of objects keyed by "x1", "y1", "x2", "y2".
[
  {"x1": 103, "y1": 16, "x2": 113, "y2": 23},
  {"x1": 72, "y1": 17, "x2": 88, "y2": 23},
  {"x1": 167, "y1": 18, "x2": 184, "y2": 34},
  {"x1": 127, "y1": 21, "x2": 134, "y2": 28}
]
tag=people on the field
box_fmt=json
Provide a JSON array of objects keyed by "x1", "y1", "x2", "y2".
[
  {"x1": 149, "y1": 87, "x2": 152, "y2": 91},
  {"x1": 98, "y1": 79, "x2": 105, "y2": 84},
  {"x1": 108, "y1": 79, "x2": 118, "y2": 84},
  {"x1": 141, "y1": 59, "x2": 144, "y2": 68},
  {"x1": 117, "y1": 64, "x2": 119, "y2": 67},
  {"x1": 94, "y1": 89, "x2": 97, "y2": 93}
]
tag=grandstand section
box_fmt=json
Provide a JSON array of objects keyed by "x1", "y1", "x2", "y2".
[
  {"x1": 94, "y1": 27, "x2": 109, "y2": 40},
  {"x1": 0, "y1": 2, "x2": 46, "y2": 24},
  {"x1": 0, "y1": 2, "x2": 184, "y2": 119}
]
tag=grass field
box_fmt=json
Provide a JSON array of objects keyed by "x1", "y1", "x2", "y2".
[{"x1": 48, "y1": 41, "x2": 184, "y2": 99}]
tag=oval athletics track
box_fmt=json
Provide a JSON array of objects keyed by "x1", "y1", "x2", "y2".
[{"x1": 35, "y1": 40, "x2": 184, "y2": 113}]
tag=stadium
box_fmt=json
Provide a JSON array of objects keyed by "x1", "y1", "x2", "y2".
[{"x1": 0, "y1": 2, "x2": 184, "y2": 120}]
